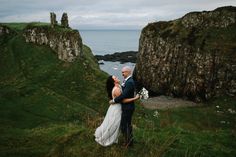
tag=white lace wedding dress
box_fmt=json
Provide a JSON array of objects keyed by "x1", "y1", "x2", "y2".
[{"x1": 94, "y1": 87, "x2": 122, "y2": 146}]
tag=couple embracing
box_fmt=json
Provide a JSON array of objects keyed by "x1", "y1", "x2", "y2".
[{"x1": 94, "y1": 66, "x2": 139, "y2": 148}]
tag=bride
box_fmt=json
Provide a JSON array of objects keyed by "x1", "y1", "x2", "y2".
[{"x1": 94, "y1": 75, "x2": 139, "y2": 146}]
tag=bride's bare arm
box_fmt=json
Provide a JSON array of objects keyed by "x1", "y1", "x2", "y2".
[
  {"x1": 122, "y1": 94, "x2": 140, "y2": 103},
  {"x1": 112, "y1": 87, "x2": 139, "y2": 103}
]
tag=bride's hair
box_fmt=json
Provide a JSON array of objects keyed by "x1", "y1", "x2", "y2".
[{"x1": 106, "y1": 75, "x2": 115, "y2": 99}]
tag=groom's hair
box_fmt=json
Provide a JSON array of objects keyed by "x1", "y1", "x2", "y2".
[
  {"x1": 106, "y1": 76, "x2": 115, "y2": 99},
  {"x1": 122, "y1": 66, "x2": 132, "y2": 76},
  {"x1": 122, "y1": 66, "x2": 132, "y2": 72}
]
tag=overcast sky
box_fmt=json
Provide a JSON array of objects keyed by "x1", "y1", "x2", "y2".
[{"x1": 0, "y1": 0, "x2": 235, "y2": 30}]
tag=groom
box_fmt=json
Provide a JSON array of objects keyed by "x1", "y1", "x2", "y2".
[{"x1": 110, "y1": 66, "x2": 135, "y2": 148}]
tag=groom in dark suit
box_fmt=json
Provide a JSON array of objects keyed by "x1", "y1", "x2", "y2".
[{"x1": 110, "y1": 66, "x2": 135, "y2": 148}]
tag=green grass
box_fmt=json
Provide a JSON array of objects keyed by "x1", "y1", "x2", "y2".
[
  {"x1": 24, "y1": 22, "x2": 76, "y2": 33},
  {"x1": 0, "y1": 23, "x2": 235, "y2": 157},
  {"x1": 43, "y1": 96, "x2": 235, "y2": 157},
  {"x1": 0, "y1": 26, "x2": 108, "y2": 157},
  {"x1": 2, "y1": 23, "x2": 29, "y2": 31},
  {"x1": 2, "y1": 22, "x2": 76, "y2": 34}
]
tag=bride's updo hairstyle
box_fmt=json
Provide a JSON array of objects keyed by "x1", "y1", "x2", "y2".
[{"x1": 106, "y1": 75, "x2": 115, "y2": 99}]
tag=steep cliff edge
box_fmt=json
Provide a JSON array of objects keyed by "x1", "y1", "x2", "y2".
[
  {"x1": 135, "y1": 6, "x2": 236, "y2": 101},
  {"x1": 23, "y1": 24, "x2": 83, "y2": 62}
]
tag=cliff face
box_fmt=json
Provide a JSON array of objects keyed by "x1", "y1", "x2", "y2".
[
  {"x1": 135, "y1": 6, "x2": 236, "y2": 101},
  {"x1": 23, "y1": 25, "x2": 83, "y2": 62},
  {"x1": 0, "y1": 24, "x2": 15, "y2": 38}
]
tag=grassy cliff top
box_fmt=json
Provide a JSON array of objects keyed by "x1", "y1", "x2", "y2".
[
  {"x1": 142, "y1": 6, "x2": 236, "y2": 53},
  {"x1": 2, "y1": 22, "x2": 77, "y2": 33}
]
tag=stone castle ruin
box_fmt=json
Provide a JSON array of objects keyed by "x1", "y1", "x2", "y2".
[
  {"x1": 61, "y1": 13, "x2": 69, "y2": 28},
  {"x1": 50, "y1": 12, "x2": 58, "y2": 28},
  {"x1": 50, "y1": 12, "x2": 69, "y2": 28}
]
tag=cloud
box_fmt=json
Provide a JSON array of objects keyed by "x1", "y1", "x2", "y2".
[{"x1": 0, "y1": 0, "x2": 235, "y2": 29}]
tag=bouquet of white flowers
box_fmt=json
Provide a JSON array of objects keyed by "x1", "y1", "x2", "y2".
[{"x1": 138, "y1": 87, "x2": 149, "y2": 100}]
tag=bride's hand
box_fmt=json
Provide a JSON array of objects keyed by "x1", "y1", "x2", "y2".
[
  {"x1": 109, "y1": 100, "x2": 115, "y2": 104},
  {"x1": 135, "y1": 94, "x2": 140, "y2": 100}
]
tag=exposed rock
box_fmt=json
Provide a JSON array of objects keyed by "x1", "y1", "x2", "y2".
[
  {"x1": 134, "y1": 6, "x2": 236, "y2": 102},
  {"x1": 181, "y1": 6, "x2": 236, "y2": 28},
  {"x1": 0, "y1": 24, "x2": 15, "y2": 36},
  {"x1": 23, "y1": 24, "x2": 83, "y2": 62},
  {"x1": 61, "y1": 13, "x2": 69, "y2": 28},
  {"x1": 0, "y1": 24, "x2": 16, "y2": 43},
  {"x1": 50, "y1": 12, "x2": 58, "y2": 28},
  {"x1": 95, "y1": 51, "x2": 138, "y2": 63}
]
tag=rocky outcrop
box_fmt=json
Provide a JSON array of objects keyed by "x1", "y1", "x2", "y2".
[
  {"x1": 0, "y1": 24, "x2": 15, "y2": 37},
  {"x1": 23, "y1": 24, "x2": 83, "y2": 62},
  {"x1": 134, "y1": 6, "x2": 236, "y2": 101},
  {"x1": 95, "y1": 51, "x2": 138, "y2": 63},
  {"x1": 0, "y1": 24, "x2": 16, "y2": 43}
]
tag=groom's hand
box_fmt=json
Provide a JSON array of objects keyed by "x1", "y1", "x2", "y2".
[{"x1": 109, "y1": 99, "x2": 115, "y2": 104}]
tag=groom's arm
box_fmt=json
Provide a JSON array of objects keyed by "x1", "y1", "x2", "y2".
[{"x1": 114, "y1": 82, "x2": 133, "y2": 103}]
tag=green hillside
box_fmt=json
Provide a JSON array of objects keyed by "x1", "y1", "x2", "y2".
[
  {"x1": 0, "y1": 23, "x2": 108, "y2": 156},
  {"x1": 0, "y1": 23, "x2": 236, "y2": 157}
]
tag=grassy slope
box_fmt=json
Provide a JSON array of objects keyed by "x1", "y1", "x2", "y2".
[
  {"x1": 0, "y1": 24, "x2": 108, "y2": 157},
  {"x1": 0, "y1": 23, "x2": 236, "y2": 157}
]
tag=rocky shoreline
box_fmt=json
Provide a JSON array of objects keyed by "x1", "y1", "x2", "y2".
[{"x1": 95, "y1": 51, "x2": 138, "y2": 63}]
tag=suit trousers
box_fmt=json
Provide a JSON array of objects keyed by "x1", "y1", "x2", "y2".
[{"x1": 120, "y1": 108, "x2": 134, "y2": 146}]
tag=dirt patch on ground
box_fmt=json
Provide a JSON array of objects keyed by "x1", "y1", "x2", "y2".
[{"x1": 140, "y1": 95, "x2": 200, "y2": 110}]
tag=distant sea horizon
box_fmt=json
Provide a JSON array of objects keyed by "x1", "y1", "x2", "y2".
[{"x1": 79, "y1": 29, "x2": 141, "y2": 80}]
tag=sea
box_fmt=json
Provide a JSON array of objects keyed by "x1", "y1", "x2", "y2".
[{"x1": 79, "y1": 30, "x2": 141, "y2": 80}]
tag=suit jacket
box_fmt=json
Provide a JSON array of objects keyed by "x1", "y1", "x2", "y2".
[{"x1": 114, "y1": 77, "x2": 135, "y2": 110}]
